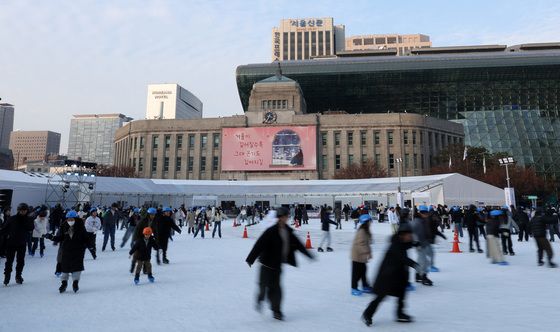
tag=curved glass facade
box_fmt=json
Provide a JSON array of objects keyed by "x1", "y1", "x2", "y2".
[{"x1": 236, "y1": 51, "x2": 560, "y2": 176}]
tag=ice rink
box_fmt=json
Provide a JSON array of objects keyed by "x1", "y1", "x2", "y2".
[{"x1": 2, "y1": 218, "x2": 559, "y2": 332}]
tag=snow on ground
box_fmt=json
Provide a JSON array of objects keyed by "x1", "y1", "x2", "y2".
[{"x1": 2, "y1": 218, "x2": 559, "y2": 332}]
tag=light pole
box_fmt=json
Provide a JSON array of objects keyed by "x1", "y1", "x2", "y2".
[
  {"x1": 395, "y1": 157, "x2": 403, "y2": 207},
  {"x1": 498, "y1": 157, "x2": 516, "y2": 208}
]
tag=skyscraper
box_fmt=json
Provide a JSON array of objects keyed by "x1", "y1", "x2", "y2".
[
  {"x1": 271, "y1": 17, "x2": 345, "y2": 61},
  {"x1": 67, "y1": 114, "x2": 132, "y2": 165},
  {"x1": 0, "y1": 103, "x2": 15, "y2": 150},
  {"x1": 146, "y1": 83, "x2": 203, "y2": 120},
  {"x1": 9, "y1": 130, "x2": 61, "y2": 168}
]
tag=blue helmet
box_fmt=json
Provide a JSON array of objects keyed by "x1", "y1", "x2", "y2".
[
  {"x1": 418, "y1": 205, "x2": 429, "y2": 212},
  {"x1": 147, "y1": 207, "x2": 157, "y2": 215},
  {"x1": 133, "y1": 208, "x2": 140, "y2": 213},
  {"x1": 359, "y1": 214, "x2": 372, "y2": 224},
  {"x1": 89, "y1": 207, "x2": 97, "y2": 213},
  {"x1": 490, "y1": 209, "x2": 504, "y2": 217},
  {"x1": 66, "y1": 210, "x2": 78, "y2": 219},
  {"x1": 451, "y1": 206, "x2": 459, "y2": 211},
  {"x1": 162, "y1": 207, "x2": 172, "y2": 213}
]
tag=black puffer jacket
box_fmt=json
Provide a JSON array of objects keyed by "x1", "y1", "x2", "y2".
[
  {"x1": 531, "y1": 212, "x2": 555, "y2": 237},
  {"x1": 0, "y1": 213, "x2": 34, "y2": 247},
  {"x1": 53, "y1": 220, "x2": 88, "y2": 273},
  {"x1": 129, "y1": 236, "x2": 158, "y2": 261},
  {"x1": 372, "y1": 234, "x2": 417, "y2": 297}
]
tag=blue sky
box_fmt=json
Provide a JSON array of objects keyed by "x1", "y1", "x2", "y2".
[{"x1": 1, "y1": 0, "x2": 559, "y2": 152}]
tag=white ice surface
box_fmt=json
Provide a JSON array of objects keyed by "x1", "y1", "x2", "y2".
[{"x1": 2, "y1": 219, "x2": 559, "y2": 332}]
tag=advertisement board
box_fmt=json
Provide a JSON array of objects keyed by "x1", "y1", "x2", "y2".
[{"x1": 221, "y1": 126, "x2": 317, "y2": 171}]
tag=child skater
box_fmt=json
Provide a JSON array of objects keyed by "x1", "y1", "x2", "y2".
[{"x1": 129, "y1": 227, "x2": 158, "y2": 285}]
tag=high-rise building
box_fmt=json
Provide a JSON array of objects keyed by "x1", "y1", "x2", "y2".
[
  {"x1": 271, "y1": 17, "x2": 345, "y2": 61},
  {"x1": 9, "y1": 130, "x2": 61, "y2": 168},
  {"x1": 146, "y1": 84, "x2": 203, "y2": 120},
  {"x1": 67, "y1": 114, "x2": 132, "y2": 165},
  {"x1": 0, "y1": 103, "x2": 15, "y2": 150},
  {"x1": 345, "y1": 34, "x2": 431, "y2": 55}
]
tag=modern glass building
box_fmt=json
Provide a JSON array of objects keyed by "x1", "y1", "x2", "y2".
[
  {"x1": 236, "y1": 44, "x2": 560, "y2": 177},
  {"x1": 68, "y1": 114, "x2": 132, "y2": 165}
]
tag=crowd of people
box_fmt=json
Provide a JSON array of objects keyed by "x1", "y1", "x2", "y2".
[{"x1": 1, "y1": 199, "x2": 559, "y2": 326}]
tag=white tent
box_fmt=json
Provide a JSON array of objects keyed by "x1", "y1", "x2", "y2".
[{"x1": 0, "y1": 170, "x2": 505, "y2": 211}]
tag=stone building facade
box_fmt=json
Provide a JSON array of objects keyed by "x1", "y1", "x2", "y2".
[{"x1": 114, "y1": 71, "x2": 463, "y2": 180}]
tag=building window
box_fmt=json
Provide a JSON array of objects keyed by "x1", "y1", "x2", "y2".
[
  {"x1": 348, "y1": 154, "x2": 354, "y2": 165},
  {"x1": 347, "y1": 132, "x2": 353, "y2": 146},
  {"x1": 387, "y1": 131, "x2": 394, "y2": 145},
  {"x1": 164, "y1": 157, "x2": 169, "y2": 172},
  {"x1": 404, "y1": 154, "x2": 409, "y2": 169},
  {"x1": 403, "y1": 131, "x2": 408, "y2": 145},
  {"x1": 152, "y1": 136, "x2": 159, "y2": 149},
  {"x1": 138, "y1": 158, "x2": 143, "y2": 171},
  {"x1": 335, "y1": 155, "x2": 341, "y2": 169},
  {"x1": 375, "y1": 154, "x2": 381, "y2": 166},
  {"x1": 132, "y1": 158, "x2": 136, "y2": 168},
  {"x1": 334, "y1": 132, "x2": 340, "y2": 146},
  {"x1": 360, "y1": 131, "x2": 367, "y2": 146},
  {"x1": 213, "y1": 133, "x2": 220, "y2": 148},
  {"x1": 201, "y1": 134, "x2": 207, "y2": 149},
  {"x1": 177, "y1": 135, "x2": 183, "y2": 149},
  {"x1": 421, "y1": 154, "x2": 425, "y2": 169},
  {"x1": 389, "y1": 154, "x2": 395, "y2": 169},
  {"x1": 321, "y1": 132, "x2": 327, "y2": 146},
  {"x1": 361, "y1": 154, "x2": 367, "y2": 164},
  {"x1": 374, "y1": 131, "x2": 380, "y2": 145},
  {"x1": 133, "y1": 137, "x2": 137, "y2": 150},
  {"x1": 420, "y1": 131, "x2": 423, "y2": 145},
  {"x1": 213, "y1": 156, "x2": 219, "y2": 171},
  {"x1": 139, "y1": 137, "x2": 144, "y2": 149},
  {"x1": 322, "y1": 154, "x2": 328, "y2": 170},
  {"x1": 176, "y1": 157, "x2": 182, "y2": 171},
  {"x1": 200, "y1": 156, "x2": 206, "y2": 172},
  {"x1": 412, "y1": 131, "x2": 417, "y2": 145},
  {"x1": 188, "y1": 134, "x2": 195, "y2": 148},
  {"x1": 188, "y1": 157, "x2": 194, "y2": 172},
  {"x1": 414, "y1": 153, "x2": 418, "y2": 169},
  {"x1": 151, "y1": 157, "x2": 157, "y2": 172},
  {"x1": 164, "y1": 135, "x2": 171, "y2": 148}
]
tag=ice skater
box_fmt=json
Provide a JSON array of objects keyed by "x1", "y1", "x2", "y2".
[
  {"x1": 351, "y1": 214, "x2": 373, "y2": 296},
  {"x1": 1, "y1": 203, "x2": 34, "y2": 286},
  {"x1": 486, "y1": 210, "x2": 508, "y2": 265},
  {"x1": 246, "y1": 207, "x2": 313, "y2": 321},
  {"x1": 153, "y1": 207, "x2": 181, "y2": 264},
  {"x1": 84, "y1": 207, "x2": 101, "y2": 259},
  {"x1": 361, "y1": 223, "x2": 417, "y2": 326},
  {"x1": 318, "y1": 206, "x2": 337, "y2": 252},
  {"x1": 129, "y1": 227, "x2": 158, "y2": 284},
  {"x1": 530, "y1": 208, "x2": 557, "y2": 267}
]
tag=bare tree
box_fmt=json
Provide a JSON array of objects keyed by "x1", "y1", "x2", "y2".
[{"x1": 334, "y1": 159, "x2": 387, "y2": 179}]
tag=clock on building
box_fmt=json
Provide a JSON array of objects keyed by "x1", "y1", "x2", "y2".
[{"x1": 263, "y1": 111, "x2": 278, "y2": 124}]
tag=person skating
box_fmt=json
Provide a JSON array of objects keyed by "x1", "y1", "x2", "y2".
[
  {"x1": 101, "y1": 203, "x2": 120, "y2": 251},
  {"x1": 1, "y1": 203, "x2": 34, "y2": 286},
  {"x1": 46, "y1": 210, "x2": 89, "y2": 293},
  {"x1": 499, "y1": 206, "x2": 519, "y2": 256},
  {"x1": 186, "y1": 208, "x2": 195, "y2": 234},
  {"x1": 121, "y1": 208, "x2": 140, "y2": 248},
  {"x1": 84, "y1": 207, "x2": 101, "y2": 259},
  {"x1": 361, "y1": 223, "x2": 418, "y2": 326},
  {"x1": 318, "y1": 206, "x2": 337, "y2": 252},
  {"x1": 351, "y1": 214, "x2": 373, "y2": 296},
  {"x1": 302, "y1": 207, "x2": 309, "y2": 225},
  {"x1": 153, "y1": 207, "x2": 181, "y2": 264},
  {"x1": 193, "y1": 208, "x2": 208, "y2": 239},
  {"x1": 129, "y1": 227, "x2": 158, "y2": 284},
  {"x1": 530, "y1": 208, "x2": 557, "y2": 267},
  {"x1": 411, "y1": 205, "x2": 442, "y2": 286},
  {"x1": 388, "y1": 207, "x2": 399, "y2": 234},
  {"x1": 246, "y1": 207, "x2": 314, "y2": 321},
  {"x1": 547, "y1": 207, "x2": 560, "y2": 242},
  {"x1": 513, "y1": 206, "x2": 530, "y2": 242},
  {"x1": 449, "y1": 206, "x2": 464, "y2": 238},
  {"x1": 486, "y1": 210, "x2": 508, "y2": 265},
  {"x1": 212, "y1": 208, "x2": 223, "y2": 238},
  {"x1": 464, "y1": 205, "x2": 483, "y2": 253},
  {"x1": 31, "y1": 209, "x2": 49, "y2": 257},
  {"x1": 334, "y1": 206, "x2": 342, "y2": 230},
  {"x1": 132, "y1": 207, "x2": 159, "y2": 268}
]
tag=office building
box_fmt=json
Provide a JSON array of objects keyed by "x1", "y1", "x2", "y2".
[
  {"x1": 346, "y1": 33, "x2": 431, "y2": 55},
  {"x1": 0, "y1": 103, "x2": 15, "y2": 150},
  {"x1": 9, "y1": 130, "x2": 61, "y2": 168},
  {"x1": 236, "y1": 43, "x2": 560, "y2": 178},
  {"x1": 68, "y1": 114, "x2": 132, "y2": 165},
  {"x1": 146, "y1": 83, "x2": 203, "y2": 120},
  {"x1": 115, "y1": 71, "x2": 462, "y2": 180},
  {"x1": 271, "y1": 17, "x2": 345, "y2": 61}
]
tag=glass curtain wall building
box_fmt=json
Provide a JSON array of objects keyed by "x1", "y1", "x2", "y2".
[{"x1": 236, "y1": 44, "x2": 560, "y2": 177}]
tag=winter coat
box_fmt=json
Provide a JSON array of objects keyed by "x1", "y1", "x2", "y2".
[
  {"x1": 463, "y1": 209, "x2": 478, "y2": 230},
  {"x1": 84, "y1": 216, "x2": 102, "y2": 234},
  {"x1": 372, "y1": 234, "x2": 416, "y2": 298},
  {"x1": 52, "y1": 220, "x2": 88, "y2": 273},
  {"x1": 320, "y1": 210, "x2": 336, "y2": 231},
  {"x1": 33, "y1": 217, "x2": 49, "y2": 238},
  {"x1": 334, "y1": 208, "x2": 342, "y2": 220},
  {"x1": 411, "y1": 215, "x2": 431, "y2": 245},
  {"x1": 0, "y1": 213, "x2": 34, "y2": 247},
  {"x1": 127, "y1": 215, "x2": 141, "y2": 228},
  {"x1": 450, "y1": 209, "x2": 464, "y2": 223},
  {"x1": 133, "y1": 217, "x2": 155, "y2": 243},
  {"x1": 486, "y1": 217, "x2": 501, "y2": 236},
  {"x1": 152, "y1": 215, "x2": 181, "y2": 244},
  {"x1": 500, "y1": 216, "x2": 519, "y2": 234},
  {"x1": 513, "y1": 209, "x2": 530, "y2": 226},
  {"x1": 196, "y1": 212, "x2": 208, "y2": 226},
  {"x1": 246, "y1": 224, "x2": 312, "y2": 270},
  {"x1": 351, "y1": 227, "x2": 372, "y2": 263},
  {"x1": 102, "y1": 209, "x2": 120, "y2": 231},
  {"x1": 388, "y1": 211, "x2": 399, "y2": 225},
  {"x1": 531, "y1": 214, "x2": 555, "y2": 237},
  {"x1": 129, "y1": 236, "x2": 159, "y2": 261},
  {"x1": 187, "y1": 212, "x2": 195, "y2": 227}
]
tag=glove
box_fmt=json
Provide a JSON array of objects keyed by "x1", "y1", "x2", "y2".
[{"x1": 44, "y1": 233, "x2": 53, "y2": 240}]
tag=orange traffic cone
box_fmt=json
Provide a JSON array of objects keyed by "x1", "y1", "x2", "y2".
[
  {"x1": 450, "y1": 230, "x2": 462, "y2": 253},
  {"x1": 243, "y1": 226, "x2": 248, "y2": 239},
  {"x1": 205, "y1": 222, "x2": 210, "y2": 231},
  {"x1": 305, "y1": 232, "x2": 313, "y2": 249}
]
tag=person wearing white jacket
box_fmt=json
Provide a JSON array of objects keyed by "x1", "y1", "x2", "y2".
[
  {"x1": 84, "y1": 208, "x2": 102, "y2": 259},
  {"x1": 31, "y1": 210, "x2": 49, "y2": 257},
  {"x1": 388, "y1": 207, "x2": 399, "y2": 234}
]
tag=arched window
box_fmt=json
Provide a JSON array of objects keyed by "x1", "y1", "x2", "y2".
[{"x1": 272, "y1": 129, "x2": 304, "y2": 166}]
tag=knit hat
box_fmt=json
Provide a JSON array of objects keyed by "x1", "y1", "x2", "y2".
[{"x1": 143, "y1": 227, "x2": 153, "y2": 236}]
